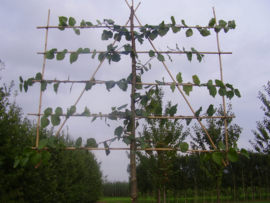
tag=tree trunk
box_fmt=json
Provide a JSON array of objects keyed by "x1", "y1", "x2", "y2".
[
  {"x1": 130, "y1": 5, "x2": 137, "y2": 203},
  {"x1": 233, "y1": 172, "x2": 235, "y2": 203},
  {"x1": 242, "y1": 170, "x2": 245, "y2": 202},
  {"x1": 163, "y1": 185, "x2": 166, "y2": 203},
  {"x1": 217, "y1": 178, "x2": 220, "y2": 203},
  {"x1": 158, "y1": 188, "x2": 161, "y2": 203}
]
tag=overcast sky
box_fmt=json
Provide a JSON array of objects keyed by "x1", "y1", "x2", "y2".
[{"x1": 1, "y1": 0, "x2": 270, "y2": 182}]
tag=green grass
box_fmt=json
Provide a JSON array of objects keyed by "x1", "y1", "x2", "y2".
[{"x1": 98, "y1": 196, "x2": 270, "y2": 203}]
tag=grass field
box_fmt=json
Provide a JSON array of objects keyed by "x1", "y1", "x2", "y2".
[{"x1": 98, "y1": 196, "x2": 270, "y2": 203}]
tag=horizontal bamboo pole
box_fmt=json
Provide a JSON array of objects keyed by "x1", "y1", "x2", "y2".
[
  {"x1": 37, "y1": 51, "x2": 232, "y2": 54},
  {"x1": 37, "y1": 25, "x2": 221, "y2": 29},
  {"x1": 30, "y1": 146, "x2": 241, "y2": 154},
  {"x1": 31, "y1": 80, "x2": 220, "y2": 87},
  {"x1": 27, "y1": 113, "x2": 235, "y2": 119}
]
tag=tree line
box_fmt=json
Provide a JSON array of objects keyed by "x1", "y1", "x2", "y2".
[{"x1": 0, "y1": 76, "x2": 103, "y2": 202}]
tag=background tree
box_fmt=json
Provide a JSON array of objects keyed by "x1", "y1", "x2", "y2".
[
  {"x1": 250, "y1": 81, "x2": 270, "y2": 155},
  {"x1": 190, "y1": 103, "x2": 242, "y2": 203}
]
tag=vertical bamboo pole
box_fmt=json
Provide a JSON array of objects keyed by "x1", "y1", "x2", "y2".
[
  {"x1": 130, "y1": 2, "x2": 138, "y2": 202},
  {"x1": 213, "y1": 7, "x2": 229, "y2": 165},
  {"x1": 36, "y1": 9, "x2": 50, "y2": 147}
]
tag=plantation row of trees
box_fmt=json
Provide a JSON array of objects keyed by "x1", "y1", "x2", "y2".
[{"x1": 0, "y1": 77, "x2": 103, "y2": 202}]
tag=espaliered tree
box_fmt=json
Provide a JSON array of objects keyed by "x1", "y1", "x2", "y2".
[{"x1": 15, "y1": 3, "x2": 244, "y2": 202}]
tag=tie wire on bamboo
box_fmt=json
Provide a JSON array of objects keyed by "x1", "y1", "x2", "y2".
[{"x1": 30, "y1": 1, "x2": 236, "y2": 165}]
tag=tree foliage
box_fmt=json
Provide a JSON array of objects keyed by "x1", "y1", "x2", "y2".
[{"x1": 250, "y1": 81, "x2": 270, "y2": 155}]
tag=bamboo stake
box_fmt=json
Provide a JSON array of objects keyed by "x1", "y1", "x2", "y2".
[
  {"x1": 31, "y1": 79, "x2": 223, "y2": 87},
  {"x1": 213, "y1": 7, "x2": 229, "y2": 165},
  {"x1": 38, "y1": 51, "x2": 232, "y2": 54},
  {"x1": 125, "y1": 1, "x2": 219, "y2": 154},
  {"x1": 36, "y1": 9, "x2": 50, "y2": 147},
  {"x1": 37, "y1": 25, "x2": 222, "y2": 29},
  {"x1": 130, "y1": 2, "x2": 138, "y2": 202},
  {"x1": 28, "y1": 113, "x2": 235, "y2": 119},
  {"x1": 54, "y1": 3, "x2": 141, "y2": 137}
]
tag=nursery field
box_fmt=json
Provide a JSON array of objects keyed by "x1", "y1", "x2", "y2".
[{"x1": 98, "y1": 196, "x2": 270, "y2": 203}]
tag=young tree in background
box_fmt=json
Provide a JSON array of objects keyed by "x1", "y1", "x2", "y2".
[
  {"x1": 190, "y1": 103, "x2": 242, "y2": 203},
  {"x1": 250, "y1": 81, "x2": 270, "y2": 155},
  {"x1": 136, "y1": 88, "x2": 189, "y2": 203}
]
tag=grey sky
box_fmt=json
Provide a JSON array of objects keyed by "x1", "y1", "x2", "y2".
[{"x1": 1, "y1": 0, "x2": 270, "y2": 181}]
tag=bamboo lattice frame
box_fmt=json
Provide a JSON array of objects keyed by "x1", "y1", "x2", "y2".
[{"x1": 29, "y1": 1, "x2": 235, "y2": 166}]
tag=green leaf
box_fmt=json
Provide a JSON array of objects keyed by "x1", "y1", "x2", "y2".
[
  {"x1": 91, "y1": 116, "x2": 97, "y2": 123},
  {"x1": 111, "y1": 53, "x2": 121, "y2": 62},
  {"x1": 227, "y1": 147, "x2": 238, "y2": 162},
  {"x1": 29, "y1": 153, "x2": 42, "y2": 165},
  {"x1": 170, "y1": 82, "x2": 176, "y2": 92},
  {"x1": 234, "y1": 89, "x2": 241, "y2": 97},
  {"x1": 41, "y1": 116, "x2": 50, "y2": 128},
  {"x1": 183, "y1": 83, "x2": 193, "y2": 96},
  {"x1": 59, "y1": 16, "x2": 68, "y2": 25},
  {"x1": 114, "y1": 126, "x2": 123, "y2": 139},
  {"x1": 23, "y1": 147, "x2": 35, "y2": 157},
  {"x1": 73, "y1": 28, "x2": 80, "y2": 35},
  {"x1": 35, "y1": 72, "x2": 42, "y2": 80},
  {"x1": 70, "y1": 53, "x2": 78, "y2": 64},
  {"x1": 86, "y1": 21, "x2": 93, "y2": 26},
  {"x1": 149, "y1": 29, "x2": 159, "y2": 40},
  {"x1": 180, "y1": 142, "x2": 189, "y2": 152},
  {"x1": 87, "y1": 138, "x2": 98, "y2": 148},
  {"x1": 23, "y1": 82, "x2": 28, "y2": 92},
  {"x1": 199, "y1": 28, "x2": 211, "y2": 37},
  {"x1": 171, "y1": 16, "x2": 176, "y2": 25},
  {"x1": 19, "y1": 76, "x2": 23, "y2": 83},
  {"x1": 48, "y1": 136, "x2": 57, "y2": 148},
  {"x1": 149, "y1": 50, "x2": 155, "y2": 57},
  {"x1": 80, "y1": 20, "x2": 86, "y2": 27},
  {"x1": 187, "y1": 52, "x2": 192, "y2": 62},
  {"x1": 70, "y1": 106, "x2": 76, "y2": 115},
  {"x1": 118, "y1": 104, "x2": 128, "y2": 111},
  {"x1": 212, "y1": 152, "x2": 222, "y2": 165},
  {"x1": 206, "y1": 104, "x2": 216, "y2": 116},
  {"x1": 104, "y1": 19, "x2": 114, "y2": 25},
  {"x1": 37, "y1": 139, "x2": 48, "y2": 150},
  {"x1": 136, "y1": 75, "x2": 143, "y2": 90},
  {"x1": 82, "y1": 48, "x2": 90, "y2": 53},
  {"x1": 158, "y1": 26, "x2": 169, "y2": 37},
  {"x1": 76, "y1": 47, "x2": 83, "y2": 54},
  {"x1": 19, "y1": 83, "x2": 22, "y2": 92},
  {"x1": 228, "y1": 20, "x2": 236, "y2": 29},
  {"x1": 218, "y1": 87, "x2": 227, "y2": 96},
  {"x1": 105, "y1": 81, "x2": 116, "y2": 92},
  {"x1": 219, "y1": 20, "x2": 227, "y2": 27},
  {"x1": 92, "y1": 49, "x2": 97, "y2": 59},
  {"x1": 215, "y1": 79, "x2": 225, "y2": 87},
  {"x1": 155, "y1": 80, "x2": 165, "y2": 85},
  {"x1": 41, "y1": 81, "x2": 47, "y2": 92},
  {"x1": 226, "y1": 90, "x2": 234, "y2": 100},
  {"x1": 176, "y1": 72, "x2": 183, "y2": 83},
  {"x1": 224, "y1": 27, "x2": 230, "y2": 33},
  {"x1": 14, "y1": 156, "x2": 20, "y2": 168},
  {"x1": 195, "y1": 107, "x2": 202, "y2": 117},
  {"x1": 164, "y1": 133, "x2": 173, "y2": 145},
  {"x1": 171, "y1": 25, "x2": 181, "y2": 33},
  {"x1": 51, "y1": 115, "x2": 61, "y2": 126},
  {"x1": 53, "y1": 82, "x2": 60, "y2": 94},
  {"x1": 81, "y1": 106, "x2": 90, "y2": 117},
  {"x1": 96, "y1": 20, "x2": 102, "y2": 25},
  {"x1": 41, "y1": 150, "x2": 51, "y2": 165},
  {"x1": 103, "y1": 142, "x2": 110, "y2": 156},
  {"x1": 85, "y1": 78, "x2": 95, "y2": 91},
  {"x1": 226, "y1": 83, "x2": 234, "y2": 90},
  {"x1": 102, "y1": 30, "x2": 113, "y2": 40},
  {"x1": 186, "y1": 118, "x2": 192, "y2": 126},
  {"x1": 75, "y1": 137, "x2": 82, "y2": 148},
  {"x1": 117, "y1": 79, "x2": 128, "y2": 91},
  {"x1": 20, "y1": 157, "x2": 29, "y2": 167},
  {"x1": 214, "y1": 26, "x2": 222, "y2": 33},
  {"x1": 207, "y1": 80, "x2": 217, "y2": 98},
  {"x1": 123, "y1": 137, "x2": 131, "y2": 145},
  {"x1": 208, "y1": 18, "x2": 216, "y2": 27},
  {"x1": 240, "y1": 148, "x2": 250, "y2": 159},
  {"x1": 181, "y1": 20, "x2": 188, "y2": 27},
  {"x1": 185, "y1": 28, "x2": 193, "y2": 37},
  {"x1": 44, "y1": 108, "x2": 52, "y2": 117},
  {"x1": 192, "y1": 75, "x2": 200, "y2": 85},
  {"x1": 69, "y1": 17, "x2": 76, "y2": 26},
  {"x1": 169, "y1": 104, "x2": 178, "y2": 116},
  {"x1": 219, "y1": 141, "x2": 226, "y2": 151},
  {"x1": 55, "y1": 107, "x2": 62, "y2": 117},
  {"x1": 157, "y1": 54, "x2": 165, "y2": 62}
]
